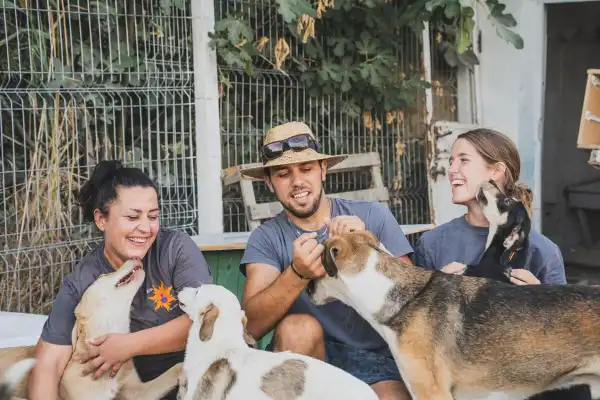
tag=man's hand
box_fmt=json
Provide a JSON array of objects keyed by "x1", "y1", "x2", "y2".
[
  {"x1": 291, "y1": 232, "x2": 325, "y2": 280},
  {"x1": 80, "y1": 333, "x2": 134, "y2": 380},
  {"x1": 325, "y1": 216, "x2": 366, "y2": 237}
]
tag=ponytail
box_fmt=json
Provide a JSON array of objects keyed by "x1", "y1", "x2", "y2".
[{"x1": 508, "y1": 183, "x2": 533, "y2": 217}]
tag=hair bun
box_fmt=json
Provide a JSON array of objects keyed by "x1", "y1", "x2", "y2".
[
  {"x1": 77, "y1": 160, "x2": 123, "y2": 222},
  {"x1": 89, "y1": 160, "x2": 122, "y2": 189}
]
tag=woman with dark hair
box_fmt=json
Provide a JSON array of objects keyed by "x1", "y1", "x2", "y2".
[{"x1": 27, "y1": 160, "x2": 213, "y2": 400}]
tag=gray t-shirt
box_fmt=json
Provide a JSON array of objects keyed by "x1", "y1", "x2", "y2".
[
  {"x1": 240, "y1": 198, "x2": 414, "y2": 354},
  {"x1": 40, "y1": 229, "x2": 213, "y2": 382},
  {"x1": 413, "y1": 215, "x2": 566, "y2": 284}
]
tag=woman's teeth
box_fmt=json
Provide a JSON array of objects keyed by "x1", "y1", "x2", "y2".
[
  {"x1": 128, "y1": 237, "x2": 148, "y2": 243},
  {"x1": 451, "y1": 179, "x2": 465, "y2": 187}
]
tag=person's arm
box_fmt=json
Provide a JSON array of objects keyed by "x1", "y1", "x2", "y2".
[
  {"x1": 241, "y1": 261, "x2": 309, "y2": 340},
  {"x1": 28, "y1": 280, "x2": 79, "y2": 400},
  {"x1": 28, "y1": 341, "x2": 72, "y2": 400},
  {"x1": 240, "y1": 230, "x2": 324, "y2": 340}
]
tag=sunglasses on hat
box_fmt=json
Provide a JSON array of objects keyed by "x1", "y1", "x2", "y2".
[{"x1": 262, "y1": 134, "x2": 320, "y2": 162}]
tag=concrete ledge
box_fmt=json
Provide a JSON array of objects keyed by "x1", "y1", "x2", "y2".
[{"x1": 192, "y1": 224, "x2": 435, "y2": 251}]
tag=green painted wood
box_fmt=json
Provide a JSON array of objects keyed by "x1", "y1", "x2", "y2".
[{"x1": 203, "y1": 249, "x2": 273, "y2": 350}]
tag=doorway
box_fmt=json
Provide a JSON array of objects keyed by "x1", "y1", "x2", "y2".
[{"x1": 541, "y1": 1, "x2": 600, "y2": 282}]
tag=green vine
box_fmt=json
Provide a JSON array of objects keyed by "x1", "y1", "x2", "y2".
[{"x1": 210, "y1": 0, "x2": 523, "y2": 117}]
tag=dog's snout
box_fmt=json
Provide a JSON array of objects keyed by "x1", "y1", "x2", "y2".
[{"x1": 306, "y1": 279, "x2": 316, "y2": 296}]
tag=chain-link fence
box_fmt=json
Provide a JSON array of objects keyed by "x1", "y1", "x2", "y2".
[
  {"x1": 0, "y1": 0, "x2": 198, "y2": 313},
  {"x1": 0, "y1": 0, "x2": 465, "y2": 313},
  {"x1": 217, "y1": 2, "x2": 462, "y2": 245}
]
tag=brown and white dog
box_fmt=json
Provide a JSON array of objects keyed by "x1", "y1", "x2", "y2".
[
  {"x1": 307, "y1": 230, "x2": 600, "y2": 400},
  {"x1": 176, "y1": 284, "x2": 379, "y2": 400},
  {"x1": 0, "y1": 259, "x2": 181, "y2": 400}
]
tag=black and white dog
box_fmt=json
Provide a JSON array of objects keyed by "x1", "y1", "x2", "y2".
[
  {"x1": 462, "y1": 180, "x2": 531, "y2": 284},
  {"x1": 463, "y1": 180, "x2": 592, "y2": 400}
]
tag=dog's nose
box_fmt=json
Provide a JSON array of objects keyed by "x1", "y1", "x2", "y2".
[{"x1": 306, "y1": 280, "x2": 315, "y2": 296}]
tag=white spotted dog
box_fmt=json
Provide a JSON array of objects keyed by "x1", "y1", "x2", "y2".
[
  {"x1": 176, "y1": 284, "x2": 379, "y2": 400},
  {"x1": 0, "y1": 358, "x2": 36, "y2": 400}
]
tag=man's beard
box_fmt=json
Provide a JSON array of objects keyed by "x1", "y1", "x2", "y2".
[{"x1": 276, "y1": 186, "x2": 324, "y2": 219}]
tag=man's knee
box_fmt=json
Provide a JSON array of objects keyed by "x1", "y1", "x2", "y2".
[{"x1": 273, "y1": 314, "x2": 325, "y2": 359}]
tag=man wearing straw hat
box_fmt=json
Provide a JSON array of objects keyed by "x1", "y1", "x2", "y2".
[{"x1": 238, "y1": 121, "x2": 414, "y2": 399}]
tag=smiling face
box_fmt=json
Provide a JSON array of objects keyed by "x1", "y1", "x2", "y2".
[
  {"x1": 265, "y1": 160, "x2": 327, "y2": 218},
  {"x1": 448, "y1": 138, "x2": 506, "y2": 206},
  {"x1": 94, "y1": 186, "x2": 160, "y2": 268}
]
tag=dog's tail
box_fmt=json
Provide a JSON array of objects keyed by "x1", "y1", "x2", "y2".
[{"x1": 0, "y1": 358, "x2": 36, "y2": 400}]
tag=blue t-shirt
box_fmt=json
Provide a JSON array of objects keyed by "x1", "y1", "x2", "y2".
[
  {"x1": 240, "y1": 198, "x2": 414, "y2": 354},
  {"x1": 413, "y1": 215, "x2": 566, "y2": 284}
]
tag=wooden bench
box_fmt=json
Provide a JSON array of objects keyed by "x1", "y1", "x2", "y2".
[{"x1": 221, "y1": 152, "x2": 390, "y2": 230}]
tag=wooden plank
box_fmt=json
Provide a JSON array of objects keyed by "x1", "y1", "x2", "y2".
[
  {"x1": 192, "y1": 223, "x2": 434, "y2": 252},
  {"x1": 221, "y1": 166, "x2": 244, "y2": 186},
  {"x1": 248, "y1": 188, "x2": 390, "y2": 221},
  {"x1": 222, "y1": 152, "x2": 383, "y2": 186},
  {"x1": 240, "y1": 179, "x2": 261, "y2": 230},
  {"x1": 193, "y1": 232, "x2": 252, "y2": 251}
]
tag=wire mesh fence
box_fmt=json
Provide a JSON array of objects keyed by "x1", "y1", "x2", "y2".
[
  {"x1": 0, "y1": 0, "x2": 198, "y2": 313},
  {"x1": 217, "y1": 2, "x2": 463, "y2": 240},
  {"x1": 0, "y1": 0, "x2": 466, "y2": 313}
]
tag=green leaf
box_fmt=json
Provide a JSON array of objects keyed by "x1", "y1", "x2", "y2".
[
  {"x1": 275, "y1": 0, "x2": 317, "y2": 23},
  {"x1": 1, "y1": 0, "x2": 18, "y2": 8},
  {"x1": 495, "y1": 25, "x2": 524, "y2": 49},
  {"x1": 214, "y1": 17, "x2": 254, "y2": 44},
  {"x1": 444, "y1": 3, "x2": 461, "y2": 19}
]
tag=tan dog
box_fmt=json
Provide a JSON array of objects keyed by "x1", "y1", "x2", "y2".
[
  {"x1": 0, "y1": 259, "x2": 181, "y2": 400},
  {"x1": 0, "y1": 358, "x2": 35, "y2": 400},
  {"x1": 307, "y1": 230, "x2": 600, "y2": 400},
  {"x1": 176, "y1": 284, "x2": 379, "y2": 400}
]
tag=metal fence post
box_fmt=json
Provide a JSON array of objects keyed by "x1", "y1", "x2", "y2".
[{"x1": 191, "y1": 0, "x2": 223, "y2": 235}]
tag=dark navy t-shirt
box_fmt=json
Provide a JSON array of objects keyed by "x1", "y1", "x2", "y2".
[
  {"x1": 240, "y1": 198, "x2": 414, "y2": 354},
  {"x1": 40, "y1": 229, "x2": 213, "y2": 381}
]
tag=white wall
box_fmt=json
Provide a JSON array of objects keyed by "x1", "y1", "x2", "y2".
[{"x1": 476, "y1": 0, "x2": 547, "y2": 230}]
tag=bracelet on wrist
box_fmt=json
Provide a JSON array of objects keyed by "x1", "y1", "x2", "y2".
[{"x1": 290, "y1": 263, "x2": 307, "y2": 280}]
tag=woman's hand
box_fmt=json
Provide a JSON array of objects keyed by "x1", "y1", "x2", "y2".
[
  {"x1": 441, "y1": 262, "x2": 467, "y2": 275},
  {"x1": 509, "y1": 269, "x2": 540, "y2": 285},
  {"x1": 81, "y1": 333, "x2": 135, "y2": 380}
]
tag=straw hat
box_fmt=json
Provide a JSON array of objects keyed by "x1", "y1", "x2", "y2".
[{"x1": 240, "y1": 121, "x2": 348, "y2": 180}]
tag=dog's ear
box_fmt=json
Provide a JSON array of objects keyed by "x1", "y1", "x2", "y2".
[
  {"x1": 199, "y1": 303, "x2": 219, "y2": 341},
  {"x1": 241, "y1": 314, "x2": 257, "y2": 348},
  {"x1": 322, "y1": 245, "x2": 339, "y2": 277}
]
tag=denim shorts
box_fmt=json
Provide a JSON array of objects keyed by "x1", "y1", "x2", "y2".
[{"x1": 266, "y1": 338, "x2": 402, "y2": 386}]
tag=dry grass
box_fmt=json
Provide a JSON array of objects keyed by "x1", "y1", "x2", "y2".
[{"x1": 0, "y1": 95, "x2": 88, "y2": 314}]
